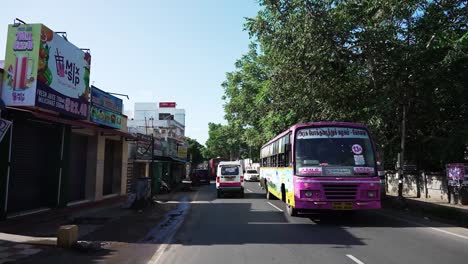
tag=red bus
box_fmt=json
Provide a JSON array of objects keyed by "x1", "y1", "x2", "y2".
[{"x1": 209, "y1": 158, "x2": 225, "y2": 180}]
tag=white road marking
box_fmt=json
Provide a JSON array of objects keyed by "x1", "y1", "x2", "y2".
[
  {"x1": 267, "y1": 202, "x2": 283, "y2": 212},
  {"x1": 155, "y1": 201, "x2": 210, "y2": 204},
  {"x1": 376, "y1": 212, "x2": 468, "y2": 241},
  {"x1": 346, "y1": 254, "x2": 365, "y2": 264},
  {"x1": 246, "y1": 189, "x2": 253, "y2": 193},
  {"x1": 148, "y1": 189, "x2": 201, "y2": 264}
]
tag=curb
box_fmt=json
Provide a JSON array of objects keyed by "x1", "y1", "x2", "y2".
[{"x1": 383, "y1": 196, "x2": 468, "y2": 228}]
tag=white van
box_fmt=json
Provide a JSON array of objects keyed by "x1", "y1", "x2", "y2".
[
  {"x1": 216, "y1": 161, "x2": 244, "y2": 198},
  {"x1": 244, "y1": 168, "x2": 259, "y2": 182}
]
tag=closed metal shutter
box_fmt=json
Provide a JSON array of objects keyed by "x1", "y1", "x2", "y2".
[
  {"x1": 103, "y1": 139, "x2": 115, "y2": 195},
  {"x1": 8, "y1": 119, "x2": 60, "y2": 213},
  {"x1": 67, "y1": 133, "x2": 88, "y2": 202}
]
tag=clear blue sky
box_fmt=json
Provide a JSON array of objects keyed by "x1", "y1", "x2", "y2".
[{"x1": 0, "y1": 0, "x2": 260, "y2": 145}]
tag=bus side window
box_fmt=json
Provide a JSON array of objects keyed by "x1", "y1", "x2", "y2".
[
  {"x1": 285, "y1": 143, "x2": 291, "y2": 167},
  {"x1": 278, "y1": 153, "x2": 284, "y2": 167}
]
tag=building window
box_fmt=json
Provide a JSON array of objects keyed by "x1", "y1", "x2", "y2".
[{"x1": 159, "y1": 113, "x2": 173, "y2": 120}]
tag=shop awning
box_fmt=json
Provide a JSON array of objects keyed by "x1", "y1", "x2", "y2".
[
  {"x1": 153, "y1": 156, "x2": 188, "y2": 163},
  {"x1": 7, "y1": 107, "x2": 138, "y2": 140},
  {"x1": 170, "y1": 157, "x2": 189, "y2": 163}
]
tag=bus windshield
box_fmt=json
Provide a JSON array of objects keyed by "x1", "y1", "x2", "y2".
[{"x1": 295, "y1": 126, "x2": 376, "y2": 177}]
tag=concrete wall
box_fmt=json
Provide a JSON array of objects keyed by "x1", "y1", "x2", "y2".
[{"x1": 385, "y1": 171, "x2": 449, "y2": 202}]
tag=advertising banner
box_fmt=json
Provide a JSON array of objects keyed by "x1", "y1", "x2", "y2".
[
  {"x1": 177, "y1": 145, "x2": 188, "y2": 160},
  {"x1": 1, "y1": 23, "x2": 91, "y2": 119},
  {"x1": 90, "y1": 86, "x2": 122, "y2": 129},
  {"x1": 135, "y1": 133, "x2": 153, "y2": 160},
  {"x1": 1, "y1": 24, "x2": 41, "y2": 106},
  {"x1": 34, "y1": 24, "x2": 91, "y2": 119}
]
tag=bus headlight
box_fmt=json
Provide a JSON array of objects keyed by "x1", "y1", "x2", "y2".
[
  {"x1": 367, "y1": 190, "x2": 376, "y2": 198},
  {"x1": 302, "y1": 190, "x2": 320, "y2": 198}
]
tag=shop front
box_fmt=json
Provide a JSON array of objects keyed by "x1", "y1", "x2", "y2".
[
  {"x1": 0, "y1": 107, "x2": 133, "y2": 218},
  {"x1": 0, "y1": 22, "x2": 133, "y2": 219},
  {"x1": 6, "y1": 110, "x2": 62, "y2": 214}
]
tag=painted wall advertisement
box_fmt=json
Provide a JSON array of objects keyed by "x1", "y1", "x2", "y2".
[
  {"x1": 90, "y1": 86, "x2": 122, "y2": 129},
  {"x1": 177, "y1": 145, "x2": 188, "y2": 160},
  {"x1": 1, "y1": 23, "x2": 91, "y2": 119}
]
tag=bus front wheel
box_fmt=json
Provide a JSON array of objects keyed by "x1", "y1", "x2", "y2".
[{"x1": 286, "y1": 204, "x2": 298, "y2": 217}]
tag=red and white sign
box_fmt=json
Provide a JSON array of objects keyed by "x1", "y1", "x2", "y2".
[
  {"x1": 159, "y1": 102, "x2": 176, "y2": 108},
  {"x1": 352, "y1": 144, "x2": 363, "y2": 154}
]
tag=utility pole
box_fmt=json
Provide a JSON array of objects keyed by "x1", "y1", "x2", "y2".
[
  {"x1": 398, "y1": 14, "x2": 412, "y2": 199},
  {"x1": 151, "y1": 134, "x2": 155, "y2": 196},
  {"x1": 398, "y1": 105, "x2": 406, "y2": 198},
  {"x1": 144, "y1": 116, "x2": 148, "y2": 135}
]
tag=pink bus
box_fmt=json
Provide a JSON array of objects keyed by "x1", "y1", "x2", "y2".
[{"x1": 259, "y1": 122, "x2": 381, "y2": 216}]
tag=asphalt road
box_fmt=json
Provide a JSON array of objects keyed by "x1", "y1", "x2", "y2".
[{"x1": 148, "y1": 181, "x2": 468, "y2": 264}]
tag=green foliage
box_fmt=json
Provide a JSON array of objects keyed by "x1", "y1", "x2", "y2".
[
  {"x1": 185, "y1": 137, "x2": 206, "y2": 165},
  {"x1": 207, "y1": 0, "x2": 468, "y2": 170}
]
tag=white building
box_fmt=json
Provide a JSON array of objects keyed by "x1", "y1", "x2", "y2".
[{"x1": 128, "y1": 102, "x2": 186, "y2": 138}]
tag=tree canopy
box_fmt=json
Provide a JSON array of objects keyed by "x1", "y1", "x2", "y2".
[
  {"x1": 205, "y1": 0, "x2": 467, "y2": 170},
  {"x1": 186, "y1": 137, "x2": 206, "y2": 165}
]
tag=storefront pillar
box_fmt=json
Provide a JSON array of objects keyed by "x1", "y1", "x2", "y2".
[
  {"x1": 94, "y1": 135, "x2": 106, "y2": 200},
  {"x1": 120, "y1": 139, "x2": 129, "y2": 196},
  {"x1": 57, "y1": 125, "x2": 71, "y2": 208}
]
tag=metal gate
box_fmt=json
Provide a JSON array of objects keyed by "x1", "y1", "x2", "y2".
[
  {"x1": 8, "y1": 119, "x2": 60, "y2": 213},
  {"x1": 67, "y1": 133, "x2": 88, "y2": 202}
]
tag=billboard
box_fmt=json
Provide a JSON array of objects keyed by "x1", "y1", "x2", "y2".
[
  {"x1": 1, "y1": 24, "x2": 91, "y2": 119},
  {"x1": 177, "y1": 145, "x2": 188, "y2": 160},
  {"x1": 1, "y1": 24, "x2": 41, "y2": 106},
  {"x1": 90, "y1": 86, "x2": 122, "y2": 129},
  {"x1": 159, "y1": 102, "x2": 176, "y2": 108}
]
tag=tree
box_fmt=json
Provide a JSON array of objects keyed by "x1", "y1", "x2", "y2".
[
  {"x1": 210, "y1": 0, "x2": 468, "y2": 170},
  {"x1": 203, "y1": 123, "x2": 249, "y2": 161},
  {"x1": 186, "y1": 137, "x2": 206, "y2": 166}
]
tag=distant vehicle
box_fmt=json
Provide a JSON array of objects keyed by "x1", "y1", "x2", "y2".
[
  {"x1": 238, "y1": 158, "x2": 253, "y2": 173},
  {"x1": 216, "y1": 161, "x2": 244, "y2": 198},
  {"x1": 192, "y1": 169, "x2": 210, "y2": 185},
  {"x1": 259, "y1": 121, "x2": 381, "y2": 216},
  {"x1": 244, "y1": 169, "x2": 259, "y2": 182},
  {"x1": 209, "y1": 158, "x2": 225, "y2": 180}
]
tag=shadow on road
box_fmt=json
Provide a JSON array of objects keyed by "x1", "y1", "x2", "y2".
[{"x1": 171, "y1": 203, "x2": 365, "y2": 246}]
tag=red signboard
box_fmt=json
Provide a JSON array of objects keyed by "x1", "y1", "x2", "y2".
[{"x1": 159, "y1": 102, "x2": 176, "y2": 108}]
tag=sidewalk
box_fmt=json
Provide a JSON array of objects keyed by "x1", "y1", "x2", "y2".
[
  {"x1": 384, "y1": 194, "x2": 468, "y2": 228},
  {"x1": 0, "y1": 184, "x2": 192, "y2": 264},
  {"x1": 0, "y1": 196, "x2": 128, "y2": 263}
]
